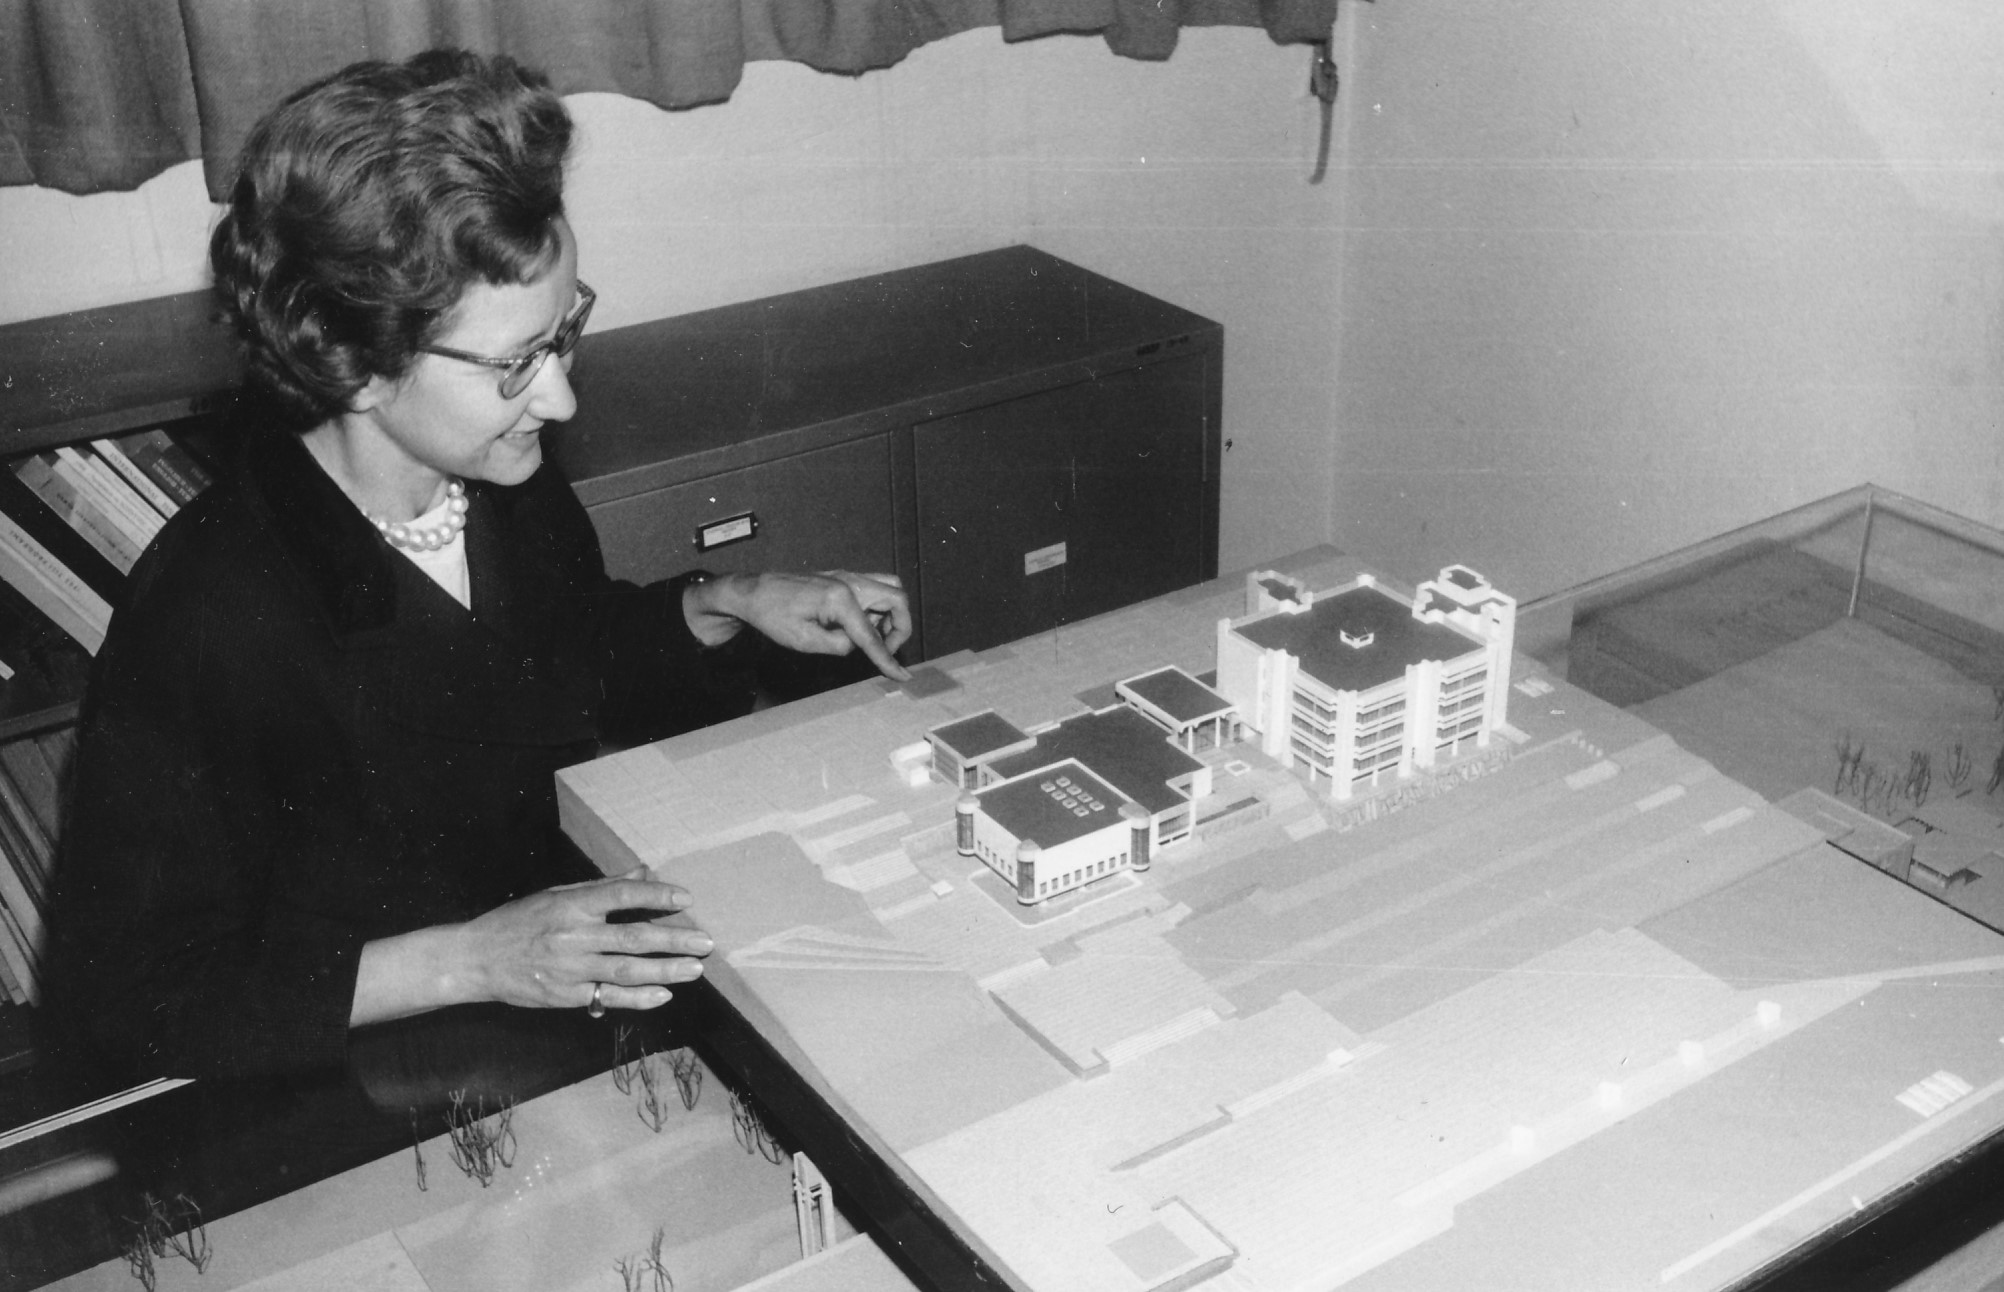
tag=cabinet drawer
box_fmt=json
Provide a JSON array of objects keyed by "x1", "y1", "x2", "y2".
[
  {"x1": 584, "y1": 436, "x2": 896, "y2": 586},
  {"x1": 912, "y1": 356, "x2": 1211, "y2": 657}
]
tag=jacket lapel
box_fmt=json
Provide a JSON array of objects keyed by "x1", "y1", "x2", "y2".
[
  {"x1": 246, "y1": 434, "x2": 599, "y2": 748},
  {"x1": 246, "y1": 428, "x2": 399, "y2": 642}
]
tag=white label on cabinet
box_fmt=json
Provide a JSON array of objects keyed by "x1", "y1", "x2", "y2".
[
  {"x1": 696, "y1": 512, "x2": 758, "y2": 551},
  {"x1": 1024, "y1": 542, "x2": 1067, "y2": 575}
]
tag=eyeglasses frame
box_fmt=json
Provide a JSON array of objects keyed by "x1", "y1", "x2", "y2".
[{"x1": 419, "y1": 280, "x2": 596, "y2": 399}]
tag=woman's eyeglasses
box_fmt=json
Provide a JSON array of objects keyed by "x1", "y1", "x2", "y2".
[{"x1": 421, "y1": 281, "x2": 596, "y2": 399}]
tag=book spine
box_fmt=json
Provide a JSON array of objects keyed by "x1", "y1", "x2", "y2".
[
  {"x1": 0, "y1": 759, "x2": 55, "y2": 903},
  {"x1": 0, "y1": 841, "x2": 43, "y2": 1004},
  {"x1": 36, "y1": 725, "x2": 75, "y2": 774},
  {"x1": 0, "y1": 569, "x2": 95, "y2": 728},
  {"x1": 15, "y1": 455, "x2": 139, "y2": 575},
  {"x1": 0, "y1": 512, "x2": 111, "y2": 654},
  {"x1": 56, "y1": 446, "x2": 160, "y2": 548},
  {"x1": 0, "y1": 469, "x2": 126, "y2": 605},
  {"x1": 90, "y1": 438, "x2": 179, "y2": 520},
  {"x1": 0, "y1": 913, "x2": 26, "y2": 1005},
  {"x1": 0, "y1": 739, "x2": 62, "y2": 845},
  {"x1": 77, "y1": 449, "x2": 165, "y2": 542},
  {"x1": 115, "y1": 428, "x2": 214, "y2": 507}
]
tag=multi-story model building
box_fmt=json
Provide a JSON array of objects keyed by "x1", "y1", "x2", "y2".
[{"x1": 1214, "y1": 565, "x2": 1516, "y2": 801}]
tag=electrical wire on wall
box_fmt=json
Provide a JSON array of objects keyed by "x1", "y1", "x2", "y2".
[
  {"x1": 1307, "y1": 2, "x2": 1351, "y2": 184},
  {"x1": 1308, "y1": 38, "x2": 1339, "y2": 184}
]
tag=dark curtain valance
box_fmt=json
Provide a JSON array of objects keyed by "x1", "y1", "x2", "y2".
[{"x1": 0, "y1": 0, "x2": 1335, "y2": 200}]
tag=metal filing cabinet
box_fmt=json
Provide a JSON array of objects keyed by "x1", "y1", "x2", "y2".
[{"x1": 549, "y1": 245, "x2": 1224, "y2": 664}]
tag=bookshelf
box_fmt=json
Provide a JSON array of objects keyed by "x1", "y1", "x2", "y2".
[
  {"x1": 0, "y1": 298, "x2": 237, "y2": 1028},
  {"x1": 0, "y1": 289, "x2": 236, "y2": 714}
]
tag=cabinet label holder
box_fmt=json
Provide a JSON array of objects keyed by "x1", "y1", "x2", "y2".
[
  {"x1": 696, "y1": 511, "x2": 758, "y2": 552},
  {"x1": 1024, "y1": 542, "x2": 1067, "y2": 576}
]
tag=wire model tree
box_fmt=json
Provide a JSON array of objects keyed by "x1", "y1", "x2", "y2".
[
  {"x1": 443, "y1": 1089, "x2": 517, "y2": 1187},
  {"x1": 614, "y1": 1226, "x2": 675, "y2": 1292},
  {"x1": 122, "y1": 1192, "x2": 210, "y2": 1291}
]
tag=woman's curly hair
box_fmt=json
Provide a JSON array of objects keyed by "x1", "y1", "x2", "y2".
[{"x1": 209, "y1": 49, "x2": 572, "y2": 430}]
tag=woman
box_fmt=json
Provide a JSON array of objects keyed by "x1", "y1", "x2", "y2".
[{"x1": 45, "y1": 50, "x2": 910, "y2": 1081}]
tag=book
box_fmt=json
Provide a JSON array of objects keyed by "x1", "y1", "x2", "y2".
[
  {"x1": 0, "y1": 510, "x2": 113, "y2": 654},
  {"x1": 0, "y1": 467, "x2": 127, "y2": 606},
  {"x1": 54, "y1": 446, "x2": 160, "y2": 551},
  {"x1": 0, "y1": 571, "x2": 94, "y2": 728},
  {"x1": 90, "y1": 437, "x2": 180, "y2": 520},
  {"x1": 16, "y1": 454, "x2": 141, "y2": 574},
  {"x1": 36, "y1": 724, "x2": 76, "y2": 775},
  {"x1": 0, "y1": 738, "x2": 62, "y2": 846},
  {"x1": 114, "y1": 427, "x2": 214, "y2": 508},
  {"x1": 61, "y1": 446, "x2": 162, "y2": 538},
  {"x1": 0, "y1": 995, "x2": 34, "y2": 1070},
  {"x1": 0, "y1": 920, "x2": 35, "y2": 1007},
  {"x1": 0, "y1": 756, "x2": 55, "y2": 904},
  {"x1": 0, "y1": 917, "x2": 25, "y2": 1006},
  {"x1": 0, "y1": 836, "x2": 43, "y2": 1005}
]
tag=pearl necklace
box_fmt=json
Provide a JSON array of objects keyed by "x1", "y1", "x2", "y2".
[{"x1": 371, "y1": 480, "x2": 468, "y2": 552}]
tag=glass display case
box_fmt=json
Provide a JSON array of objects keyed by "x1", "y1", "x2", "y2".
[
  {"x1": 1520, "y1": 484, "x2": 2004, "y2": 1290},
  {"x1": 1523, "y1": 485, "x2": 2004, "y2": 937}
]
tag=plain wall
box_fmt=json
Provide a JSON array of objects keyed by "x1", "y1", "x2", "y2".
[
  {"x1": 0, "y1": 28, "x2": 1343, "y2": 576},
  {"x1": 1333, "y1": 0, "x2": 2004, "y2": 598},
  {"x1": 12, "y1": 7, "x2": 1997, "y2": 603}
]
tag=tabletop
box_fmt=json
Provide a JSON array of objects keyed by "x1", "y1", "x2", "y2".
[{"x1": 558, "y1": 535, "x2": 2004, "y2": 1292}]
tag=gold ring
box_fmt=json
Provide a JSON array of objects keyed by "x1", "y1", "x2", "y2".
[{"x1": 587, "y1": 982, "x2": 605, "y2": 1018}]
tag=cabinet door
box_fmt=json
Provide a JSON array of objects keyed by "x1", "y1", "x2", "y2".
[
  {"x1": 912, "y1": 356, "x2": 1210, "y2": 657},
  {"x1": 583, "y1": 436, "x2": 896, "y2": 586}
]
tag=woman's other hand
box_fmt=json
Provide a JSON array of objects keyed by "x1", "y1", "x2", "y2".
[
  {"x1": 684, "y1": 570, "x2": 912, "y2": 680},
  {"x1": 461, "y1": 868, "x2": 712, "y2": 1011},
  {"x1": 351, "y1": 868, "x2": 712, "y2": 1024}
]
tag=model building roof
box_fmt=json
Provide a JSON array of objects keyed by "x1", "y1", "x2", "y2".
[
  {"x1": 980, "y1": 760, "x2": 1130, "y2": 850},
  {"x1": 1119, "y1": 667, "x2": 1236, "y2": 725},
  {"x1": 1236, "y1": 584, "x2": 1481, "y2": 695},
  {"x1": 991, "y1": 706, "x2": 1203, "y2": 815},
  {"x1": 1413, "y1": 565, "x2": 1514, "y2": 621},
  {"x1": 1258, "y1": 575, "x2": 1304, "y2": 604},
  {"x1": 928, "y1": 710, "x2": 1036, "y2": 762}
]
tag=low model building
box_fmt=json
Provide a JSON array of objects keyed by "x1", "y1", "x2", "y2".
[
  {"x1": 925, "y1": 710, "x2": 1039, "y2": 791},
  {"x1": 955, "y1": 760, "x2": 1152, "y2": 905},
  {"x1": 1115, "y1": 666, "x2": 1242, "y2": 754},
  {"x1": 932, "y1": 671, "x2": 1241, "y2": 904},
  {"x1": 989, "y1": 704, "x2": 1212, "y2": 852}
]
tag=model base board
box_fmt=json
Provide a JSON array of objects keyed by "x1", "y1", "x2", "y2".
[{"x1": 560, "y1": 550, "x2": 2004, "y2": 1292}]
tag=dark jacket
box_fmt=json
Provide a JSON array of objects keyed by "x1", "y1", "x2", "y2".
[{"x1": 46, "y1": 430, "x2": 753, "y2": 1080}]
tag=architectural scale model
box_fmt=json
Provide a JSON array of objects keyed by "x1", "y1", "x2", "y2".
[
  {"x1": 558, "y1": 552, "x2": 2004, "y2": 1292},
  {"x1": 928, "y1": 565, "x2": 1516, "y2": 903}
]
